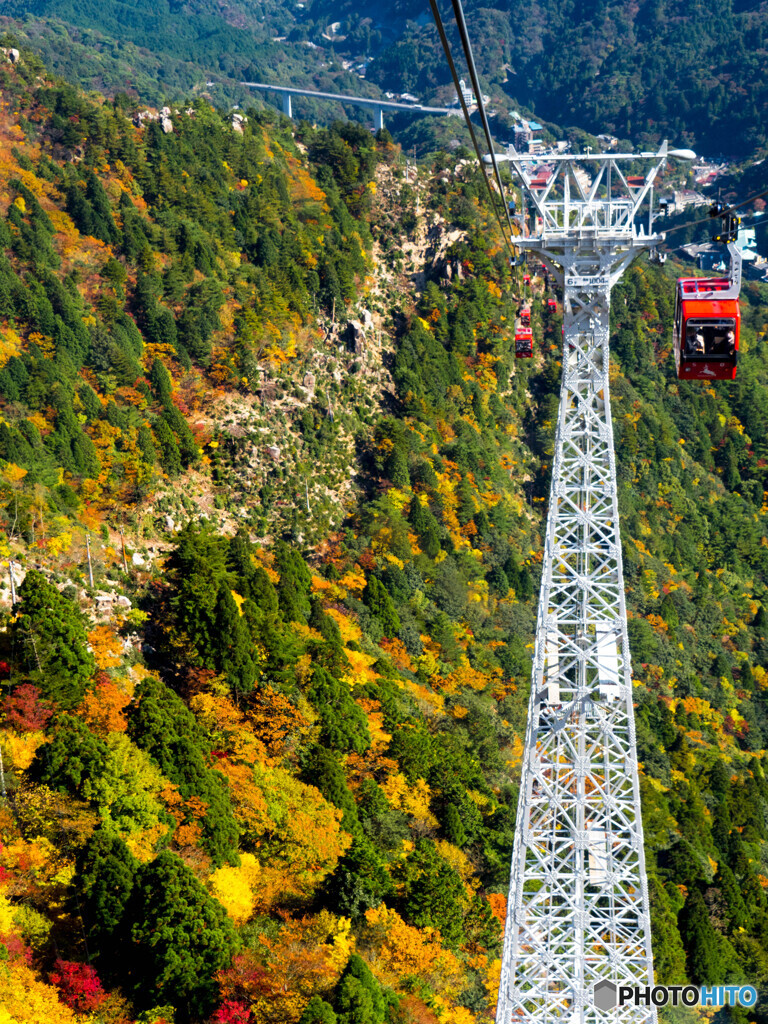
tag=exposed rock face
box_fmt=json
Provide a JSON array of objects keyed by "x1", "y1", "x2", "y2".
[{"x1": 347, "y1": 320, "x2": 366, "y2": 354}]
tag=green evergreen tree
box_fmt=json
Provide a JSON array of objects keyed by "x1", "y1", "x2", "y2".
[
  {"x1": 228, "y1": 527, "x2": 257, "y2": 594},
  {"x1": 128, "y1": 677, "x2": 239, "y2": 865},
  {"x1": 76, "y1": 828, "x2": 138, "y2": 979},
  {"x1": 274, "y1": 540, "x2": 312, "y2": 622},
  {"x1": 740, "y1": 663, "x2": 755, "y2": 691},
  {"x1": 385, "y1": 447, "x2": 410, "y2": 488},
  {"x1": 443, "y1": 803, "x2": 467, "y2": 847},
  {"x1": 85, "y1": 170, "x2": 119, "y2": 244},
  {"x1": 409, "y1": 497, "x2": 441, "y2": 559},
  {"x1": 213, "y1": 583, "x2": 257, "y2": 699},
  {"x1": 362, "y1": 577, "x2": 400, "y2": 638},
  {"x1": 401, "y1": 839, "x2": 466, "y2": 947},
  {"x1": 300, "y1": 996, "x2": 338, "y2": 1024},
  {"x1": 154, "y1": 416, "x2": 182, "y2": 477},
  {"x1": 150, "y1": 357, "x2": 173, "y2": 406},
  {"x1": 711, "y1": 798, "x2": 732, "y2": 857},
  {"x1": 518, "y1": 565, "x2": 534, "y2": 601},
  {"x1": 128, "y1": 850, "x2": 238, "y2": 1017},
  {"x1": 487, "y1": 565, "x2": 510, "y2": 598},
  {"x1": 302, "y1": 745, "x2": 359, "y2": 833},
  {"x1": 660, "y1": 593, "x2": 679, "y2": 637},
  {"x1": 647, "y1": 874, "x2": 687, "y2": 984},
  {"x1": 335, "y1": 954, "x2": 386, "y2": 1024},
  {"x1": 168, "y1": 522, "x2": 230, "y2": 661},
  {"x1": 163, "y1": 405, "x2": 199, "y2": 467},
  {"x1": 679, "y1": 887, "x2": 721, "y2": 983},
  {"x1": 309, "y1": 667, "x2": 371, "y2": 754},
  {"x1": 137, "y1": 423, "x2": 157, "y2": 466},
  {"x1": 309, "y1": 595, "x2": 343, "y2": 646},
  {"x1": 14, "y1": 570, "x2": 95, "y2": 708},
  {"x1": 29, "y1": 714, "x2": 109, "y2": 798},
  {"x1": 715, "y1": 865, "x2": 750, "y2": 930},
  {"x1": 463, "y1": 892, "x2": 502, "y2": 955},
  {"x1": 325, "y1": 836, "x2": 393, "y2": 919}
]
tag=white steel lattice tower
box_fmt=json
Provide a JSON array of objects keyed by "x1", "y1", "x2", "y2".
[{"x1": 494, "y1": 142, "x2": 691, "y2": 1024}]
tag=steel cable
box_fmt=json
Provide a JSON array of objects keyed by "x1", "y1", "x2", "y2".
[
  {"x1": 448, "y1": 0, "x2": 517, "y2": 242},
  {"x1": 427, "y1": 0, "x2": 517, "y2": 260}
]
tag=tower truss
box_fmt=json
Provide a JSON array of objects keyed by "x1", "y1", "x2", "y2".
[{"x1": 495, "y1": 142, "x2": 690, "y2": 1024}]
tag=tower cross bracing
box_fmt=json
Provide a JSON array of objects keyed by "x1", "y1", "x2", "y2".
[{"x1": 493, "y1": 144, "x2": 683, "y2": 1024}]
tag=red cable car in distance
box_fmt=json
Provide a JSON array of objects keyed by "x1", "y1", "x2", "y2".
[
  {"x1": 519, "y1": 305, "x2": 531, "y2": 327},
  {"x1": 674, "y1": 235, "x2": 741, "y2": 382},
  {"x1": 515, "y1": 325, "x2": 533, "y2": 359}
]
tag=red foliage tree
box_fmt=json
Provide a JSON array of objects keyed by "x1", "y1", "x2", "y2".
[
  {"x1": 49, "y1": 959, "x2": 106, "y2": 1012},
  {"x1": 211, "y1": 1000, "x2": 254, "y2": 1024},
  {"x1": 0, "y1": 932, "x2": 31, "y2": 964},
  {"x1": 1, "y1": 684, "x2": 53, "y2": 732}
]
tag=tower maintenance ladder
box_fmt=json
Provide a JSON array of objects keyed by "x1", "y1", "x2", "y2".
[{"x1": 494, "y1": 141, "x2": 694, "y2": 1024}]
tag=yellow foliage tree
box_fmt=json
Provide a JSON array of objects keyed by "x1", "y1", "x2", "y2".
[
  {"x1": 362, "y1": 905, "x2": 463, "y2": 992},
  {"x1": 209, "y1": 852, "x2": 262, "y2": 925},
  {"x1": 87, "y1": 625, "x2": 123, "y2": 670},
  {"x1": 382, "y1": 773, "x2": 440, "y2": 830},
  {"x1": 0, "y1": 959, "x2": 79, "y2": 1024}
]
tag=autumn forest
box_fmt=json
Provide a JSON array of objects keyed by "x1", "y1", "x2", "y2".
[{"x1": 0, "y1": 21, "x2": 767, "y2": 1024}]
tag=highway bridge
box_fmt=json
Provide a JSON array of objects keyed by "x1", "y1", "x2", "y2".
[{"x1": 240, "y1": 81, "x2": 462, "y2": 131}]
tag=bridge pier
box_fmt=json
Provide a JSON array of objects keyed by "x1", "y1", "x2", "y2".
[
  {"x1": 374, "y1": 107, "x2": 384, "y2": 132},
  {"x1": 282, "y1": 92, "x2": 292, "y2": 119}
]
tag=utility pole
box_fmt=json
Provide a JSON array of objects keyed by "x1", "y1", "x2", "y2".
[
  {"x1": 86, "y1": 533, "x2": 94, "y2": 588},
  {"x1": 8, "y1": 560, "x2": 15, "y2": 605},
  {"x1": 494, "y1": 141, "x2": 694, "y2": 1024},
  {"x1": 119, "y1": 525, "x2": 129, "y2": 574}
]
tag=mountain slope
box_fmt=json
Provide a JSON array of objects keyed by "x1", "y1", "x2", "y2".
[
  {"x1": 1, "y1": 47, "x2": 768, "y2": 1024},
  {"x1": 1, "y1": 0, "x2": 767, "y2": 156}
]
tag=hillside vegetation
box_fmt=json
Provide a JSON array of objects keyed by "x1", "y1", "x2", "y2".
[
  {"x1": 0, "y1": 48, "x2": 768, "y2": 1024},
  {"x1": 1, "y1": 0, "x2": 767, "y2": 156}
]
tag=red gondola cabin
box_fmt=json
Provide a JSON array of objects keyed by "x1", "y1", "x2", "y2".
[
  {"x1": 547, "y1": 298, "x2": 557, "y2": 310},
  {"x1": 523, "y1": 273, "x2": 531, "y2": 286},
  {"x1": 515, "y1": 326, "x2": 533, "y2": 359},
  {"x1": 674, "y1": 245, "x2": 741, "y2": 381},
  {"x1": 519, "y1": 306, "x2": 531, "y2": 327}
]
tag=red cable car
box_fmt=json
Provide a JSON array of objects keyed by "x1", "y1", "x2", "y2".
[
  {"x1": 523, "y1": 273, "x2": 531, "y2": 286},
  {"x1": 674, "y1": 242, "x2": 741, "y2": 381},
  {"x1": 515, "y1": 325, "x2": 533, "y2": 358},
  {"x1": 547, "y1": 298, "x2": 557, "y2": 310},
  {"x1": 519, "y1": 305, "x2": 531, "y2": 326}
]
